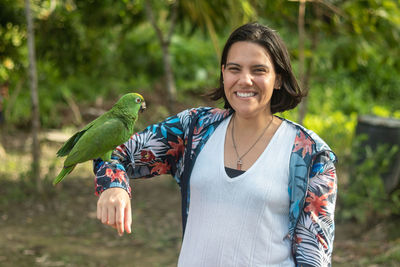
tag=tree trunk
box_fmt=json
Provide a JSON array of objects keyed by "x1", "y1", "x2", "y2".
[
  {"x1": 297, "y1": 0, "x2": 307, "y2": 125},
  {"x1": 297, "y1": 2, "x2": 321, "y2": 125},
  {"x1": 144, "y1": 0, "x2": 178, "y2": 110},
  {"x1": 160, "y1": 41, "x2": 177, "y2": 109},
  {"x1": 25, "y1": 0, "x2": 42, "y2": 192}
]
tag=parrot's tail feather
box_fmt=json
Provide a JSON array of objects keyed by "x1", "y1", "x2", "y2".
[{"x1": 53, "y1": 165, "x2": 75, "y2": 185}]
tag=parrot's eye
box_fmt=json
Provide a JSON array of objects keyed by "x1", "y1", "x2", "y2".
[{"x1": 135, "y1": 97, "x2": 141, "y2": 104}]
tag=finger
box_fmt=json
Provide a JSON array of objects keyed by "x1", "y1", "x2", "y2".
[
  {"x1": 125, "y1": 201, "x2": 132, "y2": 234},
  {"x1": 97, "y1": 200, "x2": 102, "y2": 220},
  {"x1": 116, "y1": 204, "x2": 125, "y2": 236},
  {"x1": 108, "y1": 205, "x2": 116, "y2": 226},
  {"x1": 101, "y1": 205, "x2": 108, "y2": 225}
]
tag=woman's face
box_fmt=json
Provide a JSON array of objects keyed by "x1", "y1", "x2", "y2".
[{"x1": 222, "y1": 41, "x2": 281, "y2": 119}]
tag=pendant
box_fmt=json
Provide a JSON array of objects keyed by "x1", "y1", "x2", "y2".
[{"x1": 237, "y1": 159, "x2": 243, "y2": 170}]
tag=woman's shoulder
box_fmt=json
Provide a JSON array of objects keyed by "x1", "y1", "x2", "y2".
[
  {"x1": 177, "y1": 107, "x2": 232, "y2": 122},
  {"x1": 178, "y1": 106, "x2": 230, "y2": 116},
  {"x1": 281, "y1": 117, "x2": 337, "y2": 162}
]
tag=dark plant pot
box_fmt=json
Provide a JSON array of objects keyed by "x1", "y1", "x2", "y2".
[{"x1": 355, "y1": 115, "x2": 400, "y2": 194}]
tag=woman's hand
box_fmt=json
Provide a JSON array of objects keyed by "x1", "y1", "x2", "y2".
[{"x1": 97, "y1": 187, "x2": 132, "y2": 236}]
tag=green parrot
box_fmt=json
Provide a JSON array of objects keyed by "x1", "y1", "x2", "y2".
[{"x1": 53, "y1": 93, "x2": 146, "y2": 185}]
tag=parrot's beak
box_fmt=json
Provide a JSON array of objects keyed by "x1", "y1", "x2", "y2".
[{"x1": 140, "y1": 101, "x2": 146, "y2": 113}]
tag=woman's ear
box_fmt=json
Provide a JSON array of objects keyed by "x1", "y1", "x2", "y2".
[{"x1": 274, "y1": 74, "x2": 282, "y2": 89}]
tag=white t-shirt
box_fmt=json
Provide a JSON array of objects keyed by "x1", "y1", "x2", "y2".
[{"x1": 178, "y1": 116, "x2": 297, "y2": 267}]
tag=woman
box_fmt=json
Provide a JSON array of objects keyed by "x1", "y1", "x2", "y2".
[{"x1": 94, "y1": 23, "x2": 337, "y2": 266}]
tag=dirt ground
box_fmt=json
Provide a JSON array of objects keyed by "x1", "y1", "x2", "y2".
[
  {"x1": 0, "y1": 175, "x2": 182, "y2": 267},
  {"x1": 1, "y1": 176, "x2": 400, "y2": 267},
  {"x1": 0, "y1": 133, "x2": 400, "y2": 266}
]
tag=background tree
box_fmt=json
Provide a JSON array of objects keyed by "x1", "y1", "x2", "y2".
[
  {"x1": 25, "y1": 0, "x2": 41, "y2": 192},
  {"x1": 178, "y1": 0, "x2": 256, "y2": 56},
  {"x1": 144, "y1": 0, "x2": 179, "y2": 109}
]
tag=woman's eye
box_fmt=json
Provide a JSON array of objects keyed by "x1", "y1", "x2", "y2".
[
  {"x1": 228, "y1": 67, "x2": 240, "y2": 71},
  {"x1": 254, "y1": 68, "x2": 266, "y2": 73}
]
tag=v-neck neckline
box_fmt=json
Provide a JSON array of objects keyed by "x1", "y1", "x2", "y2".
[{"x1": 221, "y1": 115, "x2": 286, "y2": 182}]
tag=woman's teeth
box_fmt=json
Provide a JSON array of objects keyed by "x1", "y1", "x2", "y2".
[{"x1": 236, "y1": 92, "x2": 255, "y2": 97}]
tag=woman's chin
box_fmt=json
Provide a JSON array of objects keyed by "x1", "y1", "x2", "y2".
[{"x1": 232, "y1": 105, "x2": 272, "y2": 119}]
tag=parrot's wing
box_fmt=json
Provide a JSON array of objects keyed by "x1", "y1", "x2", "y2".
[
  {"x1": 56, "y1": 127, "x2": 93, "y2": 157},
  {"x1": 56, "y1": 115, "x2": 107, "y2": 157},
  {"x1": 64, "y1": 118, "x2": 129, "y2": 167}
]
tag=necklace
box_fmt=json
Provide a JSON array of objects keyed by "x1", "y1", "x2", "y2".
[{"x1": 231, "y1": 114, "x2": 274, "y2": 170}]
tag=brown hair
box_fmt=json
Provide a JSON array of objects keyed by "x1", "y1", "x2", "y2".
[{"x1": 208, "y1": 22, "x2": 304, "y2": 113}]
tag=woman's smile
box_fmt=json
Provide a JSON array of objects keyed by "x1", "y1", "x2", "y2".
[{"x1": 235, "y1": 91, "x2": 257, "y2": 98}]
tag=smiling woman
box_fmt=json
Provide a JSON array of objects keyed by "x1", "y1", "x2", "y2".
[{"x1": 94, "y1": 23, "x2": 338, "y2": 267}]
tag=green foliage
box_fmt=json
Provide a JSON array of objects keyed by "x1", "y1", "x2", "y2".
[
  {"x1": 0, "y1": 0, "x2": 26, "y2": 81},
  {"x1": 1, "y1": 0, "x2": 399, "y2": 129},
  {"x1": 304, "y1": 111, "x2": 357, "y2": 155},
  {"x1": 171, "y1": 33, "x2": 220, "y2": 97},
  {"x1": 322, "y1": 0, "x2": 400, "y2": 112},
  {"x1": 371, "y1": 105, "x2": 397, "y2": 118},
  {"x1": 338, "y1": 139, "x2": 400, "y2": 224},
  {"x1": 373, "y1": 243, "x2": 400, "y2": 265},
  {"x1": 119, "y1": 23, "x2": 163, "y2": 90}
]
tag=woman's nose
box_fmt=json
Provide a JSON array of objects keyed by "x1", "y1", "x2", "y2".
[{"x1": 238, "y1": 72, "x2": 253, "y2": 86}]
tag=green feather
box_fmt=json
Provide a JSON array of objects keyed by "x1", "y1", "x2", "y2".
[
  {"x1": 54, "y1": 93, "x2": 145, "y2": 185},
  {"x1": 56, "y1": 126, "x2": 91, "y2": 157},
  {"x1": 53, "y1": 165, "x2": 75, "y2": 185}
]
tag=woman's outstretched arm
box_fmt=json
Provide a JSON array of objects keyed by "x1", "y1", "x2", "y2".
[{"x1": 92, "y1": 108, "x2": 197, "y2": 235}]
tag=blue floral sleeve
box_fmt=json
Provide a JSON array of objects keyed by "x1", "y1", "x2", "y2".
[
  {"x1": 93, "y1": 108, "x2": 198, "y2": 196},
  {"x1": 294, "y1": 151, "x2": 337, "y2": 267}
]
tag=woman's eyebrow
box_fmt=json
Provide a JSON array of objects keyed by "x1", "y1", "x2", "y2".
[
  {"x1": 252, "y1": 64, "x2": 269, "y2": 69},
  {"x1": 226, "y1": 62, "x2": 241, "y2": 67}
]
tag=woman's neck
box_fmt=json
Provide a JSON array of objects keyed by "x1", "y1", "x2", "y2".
[{"x1": 233, "y1": 112, "x2": 274, "y2": 134}]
